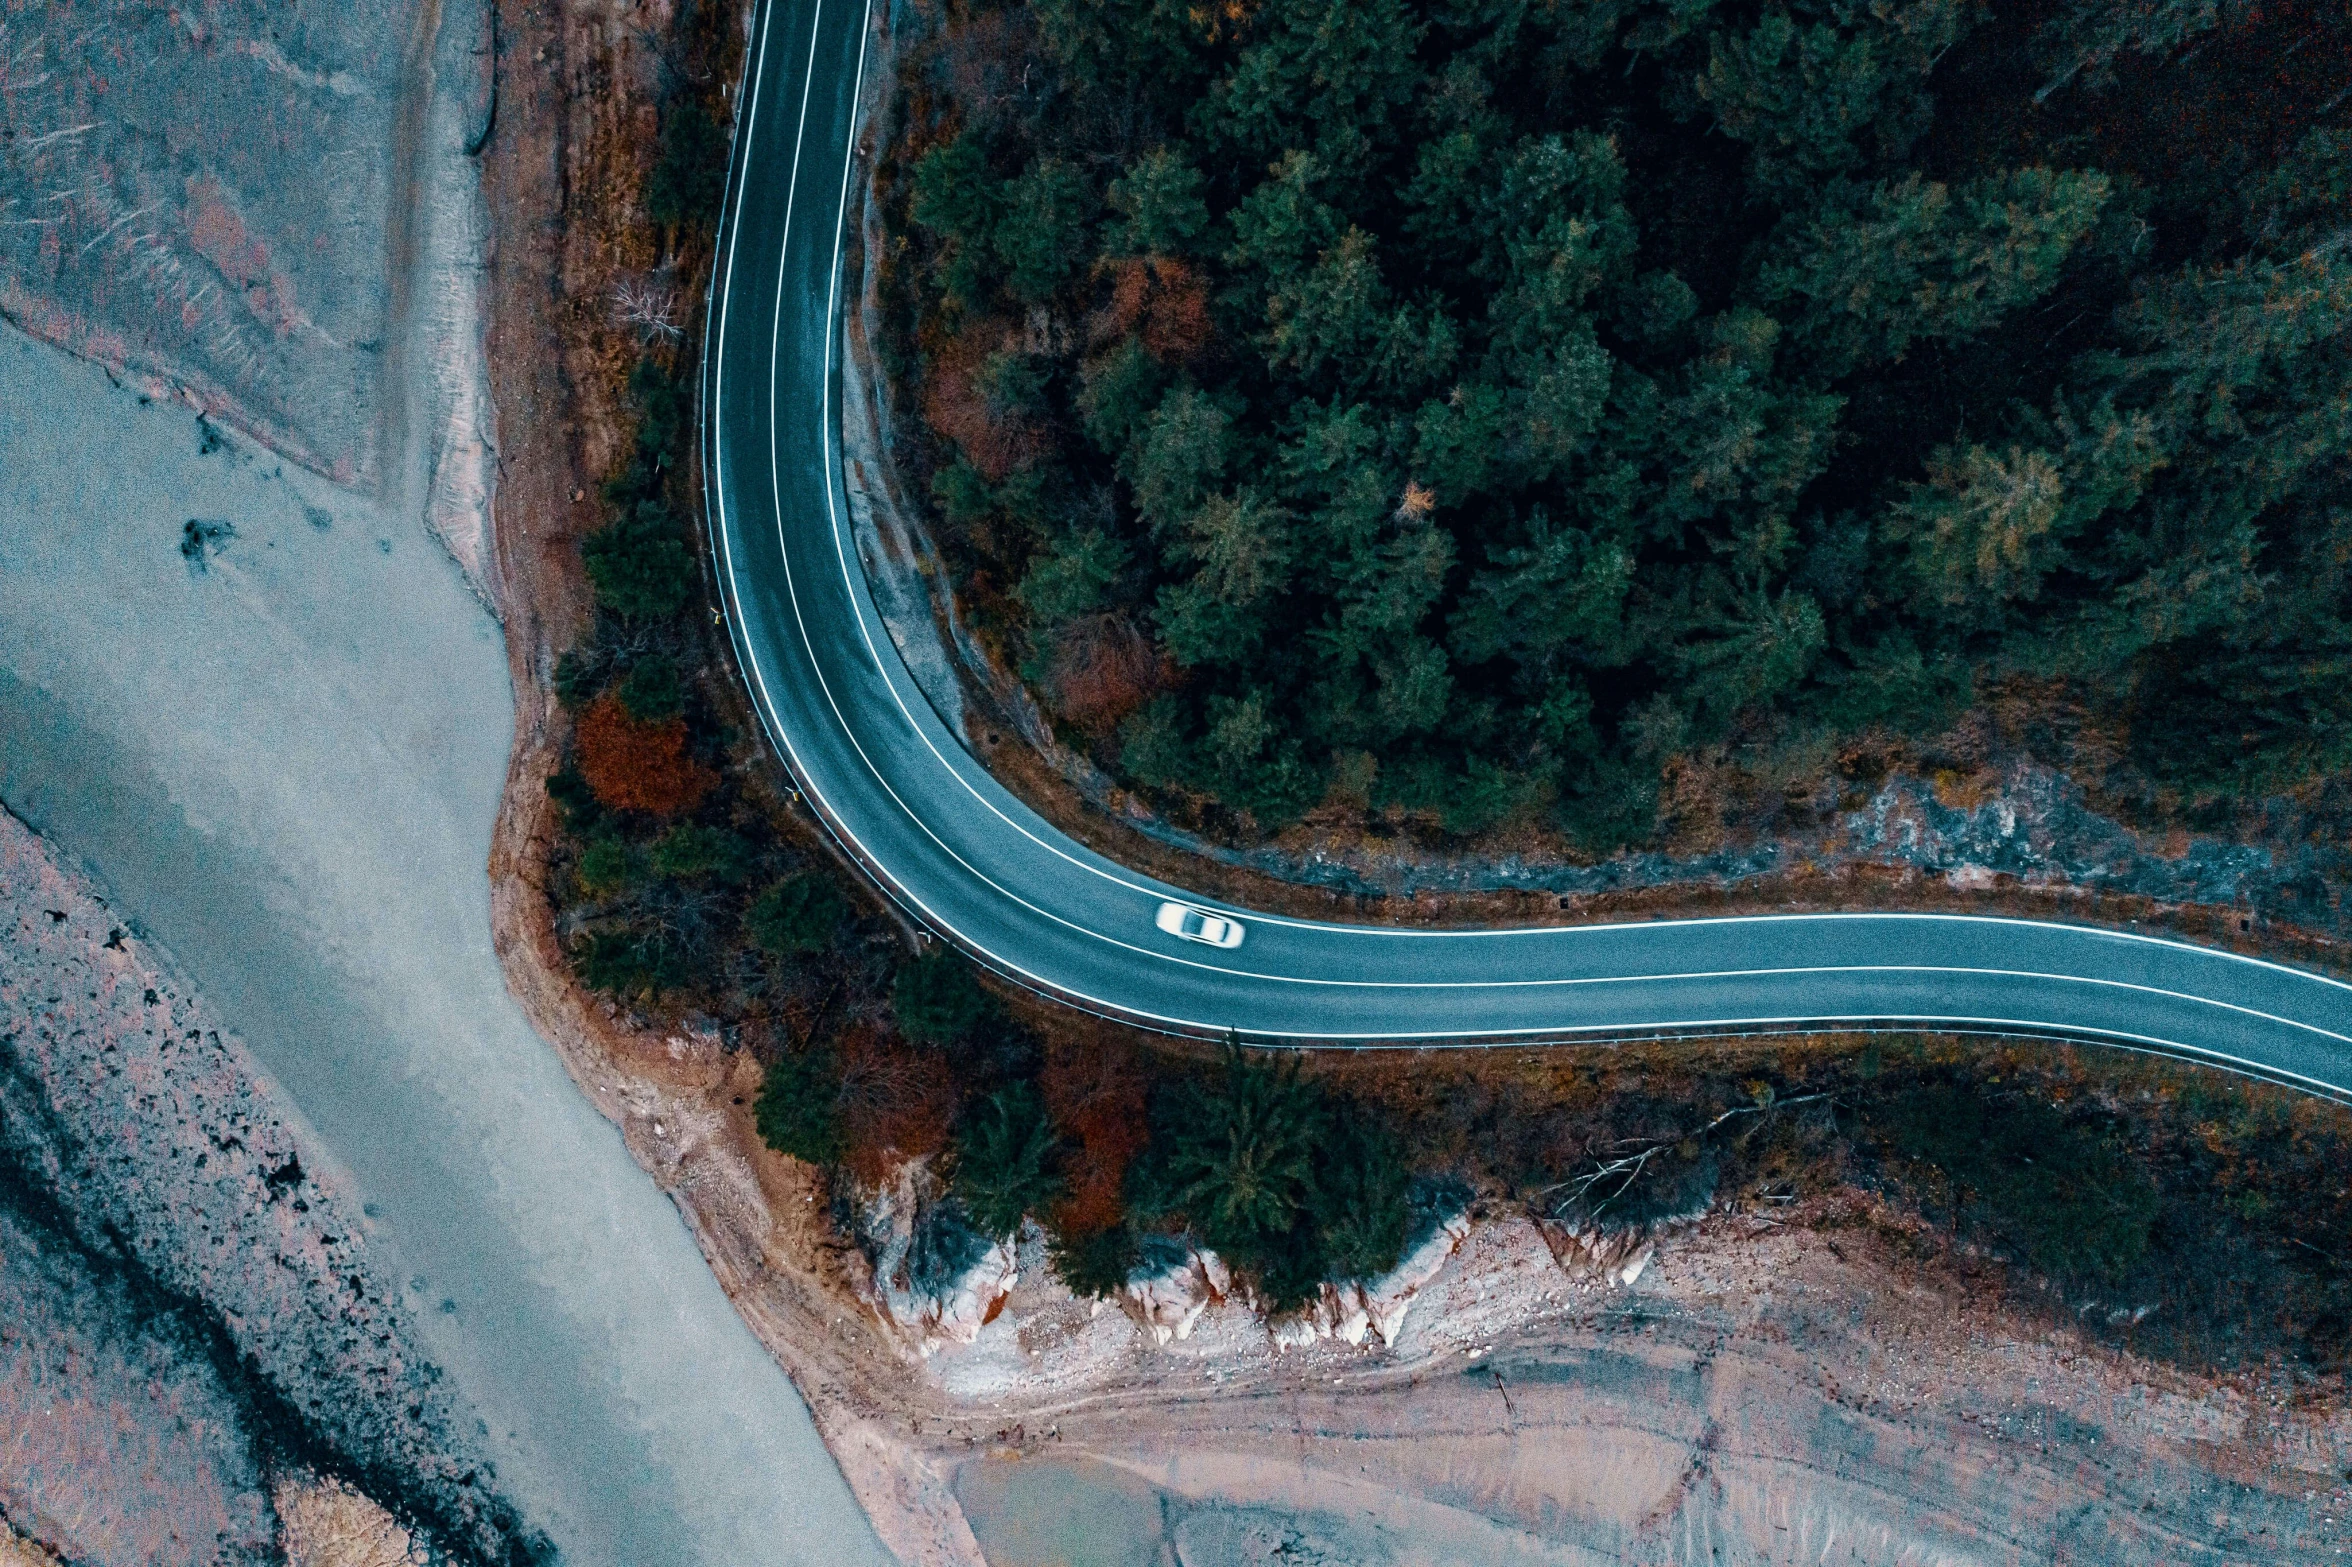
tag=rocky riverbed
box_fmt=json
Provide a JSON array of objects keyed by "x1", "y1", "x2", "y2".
[
  {"x1": 0, "y1": 804, "x2": 524, "y2": 1564},
  {"x1": 1, "y1": 0, "x2": 891, "y2": 1556}
]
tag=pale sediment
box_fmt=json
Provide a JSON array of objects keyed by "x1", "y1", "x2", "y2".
[
  {"x1": 0, "y1": 0, "x2": 500, "y2": 606},
  {"x1": 274, "y1": 1478, "x2": 426, "y2": 1567}
]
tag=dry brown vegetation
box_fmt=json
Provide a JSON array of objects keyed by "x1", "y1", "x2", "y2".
[
  {"x1": 573, "y1": 691, "x2": 717, "y2": 817},
  {"x1": 918, "y1": 320, "x2": 1048, "y2": 482},
  {"x1": 1038, "y1": 1030, "x2": 1152, "y2": 1238},
  {"x1": 1039, "y1": 613, "x2": 1170, "y2": 734},
  {"x1": 275, "y1": 1477, "x2": 420, "y2": 1567},
  {"x1": 0, "y1": 1524, "x2": 61, "y2": 1567},
  {"x1": 835, "y1": 1023, "x2": 960, "y2": 1187},
  {"x1": 1093, "y1": 257, "x2": 1214, "y2": 363}
]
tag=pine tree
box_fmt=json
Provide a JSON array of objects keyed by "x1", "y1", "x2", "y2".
[
  {"x1": 1196, "y1": 0, "x2": 1427, "y2": 166},
  {"x1": 1694, "y1": 0, "x2": 1971, "y2": 198},
  {"x1": 1308, "y1": 1105, "x2": 1414, "y2": 1282},
  {"x1": 1761, "y1": 168, "x2": 2115, "y2": 376},
  {"x1": 1121, "y1": 388, "x2": 1234, "y2": 531},
  {"x1": 1107, "y1": 148, "x2": 1212, "y2": 257},
  {"x1": 1142, "y1": 1043, "x2": 1329, "y2": 1260},
  {"x1": 1017, "y1": 528, "x2": 1134, "y2": 627},
  {"x1": 747, "y1": 874, "x2": 850, "y2": 957},
  {"x1": 755, "y1": 1046, "x2": 844, "y2": 1166},
  {"x1": 2035, "y1": 0, "x2": 2258, "y2": 99},
  {"x1": 953, "y1": 1083, "x2": 1065, "y2": 1237},
  {"x1": 993, "y1": 157, "x2": 1100, "y2": 303},
  {"x1": 892, "y1": 951, "x2": 995, "y2": 1046}
]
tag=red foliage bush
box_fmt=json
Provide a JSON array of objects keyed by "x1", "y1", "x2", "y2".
[
  {"x1": 920, "y1": 320, "x2": 1041, "y2": 481},
  {"x1": 574, "y1": 691, "x2": 716, "y2": 817},
  {"x1": 836, "y1": 1023, "x2": 957, "y2": 1188},
  {"x1": 1046, "y1": 614, "x2": 1169, "y2": 734},
  {"x1": 1040, "y1": 1034, "x2": 1149, "y2": 1236},
  {"x1": 1099, "y1": 258, "x2": 1212, "y2": 363}
]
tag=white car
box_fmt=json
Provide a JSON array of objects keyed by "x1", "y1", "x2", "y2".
[{"x1": 1155, "y1": 901, "x2": 1246, "y2": 949}]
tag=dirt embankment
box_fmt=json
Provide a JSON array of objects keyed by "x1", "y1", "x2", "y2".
[{"x1": 471, "y1": 4, "x2": 988, "y2": 1562}]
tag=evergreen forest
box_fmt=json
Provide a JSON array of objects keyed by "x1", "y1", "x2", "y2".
[{"x1": 885, "y1": 0, "x2": 2352, "y2": 846}]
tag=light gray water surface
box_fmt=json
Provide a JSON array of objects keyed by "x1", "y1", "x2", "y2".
[{"x1": 0, "y1": 325, "x2": 894, "y2": 1567}]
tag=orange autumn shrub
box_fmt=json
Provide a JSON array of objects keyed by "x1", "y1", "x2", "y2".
[
  {"x1": 574, "y1": 691, "x2": 716, "y2": 817},
  {"x1": 1040, "y1": 1033, "x2": 1148, "y2": 1236},
  {"x1": 919, "y1": 320, "x2": 1042, "y2": 481},
  {"x1": 1098, "y1": 257, "x2": 1212, "y2": 363},
  {"x1": 835, "y1": 1023, "x2": 957, "y2": 1188},
  {"x1": 1046, "y1": 614, "x2": 1169, "y2": 734}
]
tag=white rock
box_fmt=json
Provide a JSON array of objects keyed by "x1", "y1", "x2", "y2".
[
  {"x1": 1362, "y1": 1209, "x2": 1472, "y2": 1347},
  {"x1": 1271, "y1": 1314, "x2": 1323, "y2": 1350},
  {"x1": 1122, "y1": 1247, "x2": 1228, "y2": 1345},
  {"x1": 1336, "y1": 1301, "x2": 1371, "y2": 1346},
  {"x1": 852, "y1": 1164, "x2": 1023, "y2": 1355}
]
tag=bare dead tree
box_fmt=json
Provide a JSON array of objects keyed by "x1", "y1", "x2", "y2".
[
  {"x1": 611, "y1": 276, "x2": 683, "y2": 343},
  {"x1": 1541, "y1": 1091, "x2": 1839, "y2": 1221}
]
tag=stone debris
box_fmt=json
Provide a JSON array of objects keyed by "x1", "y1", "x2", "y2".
[
  {"x1": 1536, "y1": 1218, "x2": 1671, "y2": 1287},
  {"x1": 1272, "y1": 1210, "x2": 1473, "y2": 1351},
  {"x1": 0, "y1": 1522, "x2": 64, "y2": 1567},
  {"x1": 274, "y1": 1477, "x2": 426, "y2": 1567},
  {"x1": 1123, "y1": 1245, "x2": 1234, "y2": 1346},
  {"x1": 0, "y1": 807, "x2": 518, "y2": 1563}
]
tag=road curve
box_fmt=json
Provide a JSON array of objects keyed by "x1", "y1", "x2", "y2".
[{"x1": 700, "y1": 0, "x2": 2352, "y2": 1100}]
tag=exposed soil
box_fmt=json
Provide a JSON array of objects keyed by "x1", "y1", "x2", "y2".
[
  {"x1": 275, "y1": 1478, "x2": 426, "y2": 1567},
  {"x1": 978, "y1": 1204, "x2": 2352, "y2": 1564},
  {"x1": 0, "y1": 1524, "x2": 62, "y2": 1567},
  {"x1": 0, "y1": 0, "x2": 498, "y2": 585}
]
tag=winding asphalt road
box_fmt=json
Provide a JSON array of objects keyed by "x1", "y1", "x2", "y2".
[{"x1": 701, "y1": 0, "x2": 2352, "y2": 1100}]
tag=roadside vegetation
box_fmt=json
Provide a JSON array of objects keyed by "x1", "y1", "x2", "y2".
[
  {"x1": 1329, "y1": 1033, "x2": 2352, "y2": 1373},
  {"x1": 535, "y1": 0, "x2": 2352, "y2": 1380},
  {"x1": 877, "y1": 0, "x2": 2351, "y2": 853}
]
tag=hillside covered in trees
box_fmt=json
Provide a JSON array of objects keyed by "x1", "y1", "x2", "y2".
[
  {"x1": 882, "y1": 0, "x2": 2352, "y2": 849},
  {"x1": 532, "y1": 12, "x2": 2352, "y2": 1346}
]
